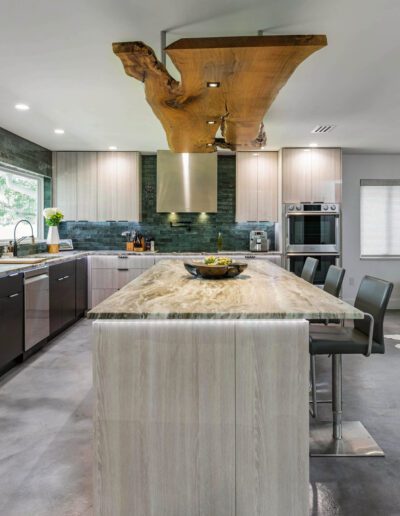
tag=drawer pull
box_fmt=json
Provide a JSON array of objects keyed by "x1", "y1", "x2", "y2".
[
  {"x1": 9, "y1": 273, "x2": 20, "y2": 277},
  {"x1": 117, "y1": 268, "x2": 128, "y2": 271},
  {"x1": 9, "y1": 293, "x2": 19, "y2": 298},
  {"x1": 63, "y1": 275, "x2": 70, "y2": 280},
  {"x1": 57, "y1": 277, "x2": 64, "y2": 281}
]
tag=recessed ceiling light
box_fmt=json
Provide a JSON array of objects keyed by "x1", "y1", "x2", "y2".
[
  {"x1": 54, "y1": 128, "x2": 65, "y2": 135},
  {"x1": 303, "y1": 148, "x2": 311, "y2": 152},
  {"x1": 108, "y1": 146, "x2": 117, "y2": 151},
  {"x1": 207, "y1": 82, "x2": 220, "y2": 88},
  {"x1": 15, "y1": 103, "x2": 30, "y2": 111},
  {"x1": 253, "y1": 153, "x2": 259, "y2": 156},
  {"x1": 309, "y1": 143, "x2": 318, "y2": 147},
  {"x1": 207, "y1": 120, "x2": 217, "y2": 125}
]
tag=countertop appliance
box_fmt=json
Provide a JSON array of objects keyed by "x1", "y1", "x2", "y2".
[
  {"x1": 250, "y1": 230, "x2": 269, "y2": 252},
  {"x1": 285, "y1": 203, "x2": 340, "y2": 253},
  {"x1": 59, "y1": 239, "x2": 74, "y2": 251},
  {"x1": 24, "y1": 267, "x2": 50, "y2": 351}
]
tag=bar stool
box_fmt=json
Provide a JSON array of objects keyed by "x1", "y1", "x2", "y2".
[
  {"x1": 309, "y1": 265, "x2": 346, "y2": 418},
  {"x1": 309, "y1": 275, "x2": 393, "y2": 456},
  {"x1": 301, "y1": 257, "x2": 318, "y2": 284}
]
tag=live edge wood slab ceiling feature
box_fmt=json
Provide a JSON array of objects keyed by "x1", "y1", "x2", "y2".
[
  {"x1": 88, "y1": 259, "x2": 362, "y2": 320},
  {"x1": 112, "y1": 35, "x2": 327, "y2": 152}
]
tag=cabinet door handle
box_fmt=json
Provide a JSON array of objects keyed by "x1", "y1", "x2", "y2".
[
  {"x1": 9, "y1": 293, "x2": 19, "y2": 298},
  {"x1": 117, "y1": 268, "x2": 128, "y2": 271},
  {"x1": 57, "y1": 277, "x2": 64, "y2": 281},
  {"x1": 9, "y1": 273, "x2": 19, "y2": 277},
  {"x1": 63, "y1": 275, "x2": 70, "y2": 279}
]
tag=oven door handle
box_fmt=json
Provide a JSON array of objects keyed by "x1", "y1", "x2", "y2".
[{"x1": 285, "y1": 212, "x2": 340, "y2": 217}]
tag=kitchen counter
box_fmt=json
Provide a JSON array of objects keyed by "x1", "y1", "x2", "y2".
[
  {"x1": 92, "y1": 258, "x2": 362, "y2": 516},
  {"x1": 0, "y1": 250, "x2": 282, "y2": 278},
  {"x1": 88, "y1": 258, "x2": 361, "y2": 320}
]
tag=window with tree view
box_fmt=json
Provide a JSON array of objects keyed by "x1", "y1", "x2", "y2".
[{"x1": 0, "y1": 167, "x2": 43, "y2": 240}]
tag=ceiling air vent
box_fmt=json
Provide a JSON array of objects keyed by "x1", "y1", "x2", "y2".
[{"x1": 311, "y1": 124, "x2": 336, "y2": 133}]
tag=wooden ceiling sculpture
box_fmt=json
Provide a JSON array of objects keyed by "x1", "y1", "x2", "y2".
[{"x1": 112, "y1": 35, "x2": 327, "y2": 152}]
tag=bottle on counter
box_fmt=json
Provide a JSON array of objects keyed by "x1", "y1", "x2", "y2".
[
  {"x1": 217, "y1": 232, "x2": 223, "y2": 252},
  {"x1": 145, "y1": 236, "x2": 155, "y2": 252}
]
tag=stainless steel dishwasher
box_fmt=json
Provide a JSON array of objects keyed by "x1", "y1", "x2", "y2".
[{"x1": 24, "y1": 267, "x2": 50, "y2": 351}]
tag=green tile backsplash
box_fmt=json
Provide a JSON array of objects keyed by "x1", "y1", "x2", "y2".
[
  {"x1": 0, "y1": 127, "x2": 52, "y2": 177},
  {"x1": 59, "y1": 155, "x2": 276, "y2": 252}
]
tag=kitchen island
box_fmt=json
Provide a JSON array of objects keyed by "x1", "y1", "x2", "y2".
[{"x1": 89, "y1": 260, "x2": 362, "y2": 516}]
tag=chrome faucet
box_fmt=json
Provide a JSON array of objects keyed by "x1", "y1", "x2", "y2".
[{"x1": 13, "y1": 219, "x2": 35, "y2": 257}]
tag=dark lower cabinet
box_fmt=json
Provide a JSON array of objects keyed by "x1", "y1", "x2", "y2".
[
  {"x1": 0, "y1": 273, "x2": 24, "y2": 371},
  {"x1": 49, "y1": 260, "x2": 76, "y2": 335},
  {"x1": 75, "y1": 257, "x2": 87, "y2": 318}
]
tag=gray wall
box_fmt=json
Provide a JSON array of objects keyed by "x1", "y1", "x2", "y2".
[{"x1": 342, "y1": 154, "x2": 400, "y2": 308}]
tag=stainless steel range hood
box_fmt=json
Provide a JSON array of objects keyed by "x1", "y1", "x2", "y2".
[{"x1": 156, "y1": 150, "x2": 217, "y2": 213}]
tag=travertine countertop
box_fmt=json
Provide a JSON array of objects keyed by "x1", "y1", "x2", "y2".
[{"x1": 88, "y1": 259, "x2": 363, "y2": 320}]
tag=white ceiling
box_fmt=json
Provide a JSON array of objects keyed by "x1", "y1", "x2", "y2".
[{"x1": 1, "y1": 0, "x2": 400, "y2": 153}]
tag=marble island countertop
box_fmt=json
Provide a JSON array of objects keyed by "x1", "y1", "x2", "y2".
[{"x1": 88, "y1": 259, "x2": 363, "y2": 321}]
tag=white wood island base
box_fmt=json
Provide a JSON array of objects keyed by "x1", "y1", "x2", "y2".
[
  {"x1": 89, "y1": 260, "x2": 362, "y2": 516},
  {"x1": 93, "y1": 319, "x2": 309, "y2": 516}
]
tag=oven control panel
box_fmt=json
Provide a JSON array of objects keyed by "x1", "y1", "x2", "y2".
[{"x1": 286, "y1": 203, "x2": 340, "y2": 214}]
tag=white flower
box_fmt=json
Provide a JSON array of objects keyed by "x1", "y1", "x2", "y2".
[{"x1": 43, "y1": 207, "x2": 64, "y2": 218}]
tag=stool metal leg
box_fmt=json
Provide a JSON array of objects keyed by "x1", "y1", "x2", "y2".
[
  {"x1": 310, "y1": 353, "x2": 385, "y2": 457},
  {"x1": 332, "y1": 354, "x2": 342, "y2": 439},
  {"x1": 310, "y1": 355, "x2": 318, "y2": 418}
]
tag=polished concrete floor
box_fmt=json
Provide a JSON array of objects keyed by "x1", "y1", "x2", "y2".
[{"x1": 1, "y1": 314, "x2": 400, "y2": 515}]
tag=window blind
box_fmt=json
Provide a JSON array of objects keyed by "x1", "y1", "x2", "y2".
[{"x1": 360, "y1": 179, "x2": 400, "y2": 256}]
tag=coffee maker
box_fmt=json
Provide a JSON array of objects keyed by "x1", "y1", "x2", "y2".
[{"x1": 249, "y1": 230, "x2": 269, "y2": 252}]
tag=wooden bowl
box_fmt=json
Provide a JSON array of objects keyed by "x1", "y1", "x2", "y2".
[{"x1": 184, "y1": 261, "x2": 248, "y2": 279}]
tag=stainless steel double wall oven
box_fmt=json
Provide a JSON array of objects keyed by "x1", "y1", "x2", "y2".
[{"x1": 285, "y1": 203, "x2": 341, "y2": 285}]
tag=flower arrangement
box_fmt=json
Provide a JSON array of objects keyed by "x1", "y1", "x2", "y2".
[{"x1": 43, "y1": 207, "x2": 64, "y2": 226}]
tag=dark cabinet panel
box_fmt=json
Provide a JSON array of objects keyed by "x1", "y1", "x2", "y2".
[
  {"x1": 0, "y1": 274, "x2": 24, "y2": 370},
  {"x1": 75, "y1": 257, "x2": 88, "y2": 317},
  {"x1": 49, "y1": 261, "x2": 76, "y2": 335}
]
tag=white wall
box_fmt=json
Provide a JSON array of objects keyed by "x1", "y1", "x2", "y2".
[{"x1": 342, "y1": 154, "x2": 400, "y2": 308}]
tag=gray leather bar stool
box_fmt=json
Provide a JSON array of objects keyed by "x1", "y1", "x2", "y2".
[
  {"x1": 301, "y1": 257, "x2": 318, "y2": 284},
  {"x1": 309, "y1": 275, "x2": 393, "y2": 456},
  {"x1": 309, "y1": 265, "x2": 346, "y2": 417}
]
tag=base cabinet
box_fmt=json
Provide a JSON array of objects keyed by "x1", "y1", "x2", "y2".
[
  {"x1": 49, "y1": 261, "x2": 76, "y2": 335},
  {"x1": 0, "y1": 274, "x2": 24, "y2": 370},
  {"x1": 89, "y1": 256, "x2": 156, "y2": 308}
]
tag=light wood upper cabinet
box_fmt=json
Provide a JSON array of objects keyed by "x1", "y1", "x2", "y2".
[
  {"x1": 257, "y1": 152, "x2": 279, "y2": 222},
  {"x1": 53, "y1": 151, "x2": 141, "y2": 222},
  {"x1": 282, "y1": 148, "x2": 312, "y2": 203},
  {"x1": 310, "y1": 148, "x2": 342, "y2": 203},
  {"x1": 236, "y1": 153, "x2": 258, "y2": 222},
  {"x1": 236, "y1": 151, "x2": 278, "y2": 222},
  {"x1": 282, "y1": 148, "x2": 341, "y2": 203},
  {"x1": 53, "y1": 152, "x2": 77, "y2": 220},
  {"x1": 97, "y1": 152, "x2": 141, "y2": 221},
  {"x1": 77, "y1": 152, "x2": 98, "y2": 220}
]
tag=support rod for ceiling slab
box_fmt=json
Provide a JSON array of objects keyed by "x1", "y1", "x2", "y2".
[{"x1": 161, "y1": 30, "x2": 167, "y2": 66}]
